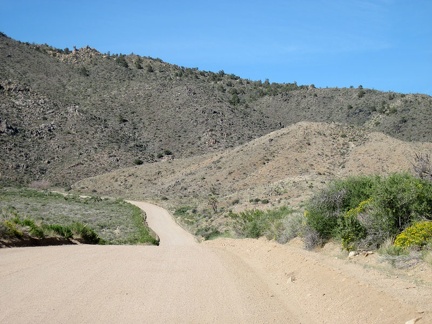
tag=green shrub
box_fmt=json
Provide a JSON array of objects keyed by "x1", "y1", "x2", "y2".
[
  {"x1": 11, "y1": 216, "x2": 45, "y2": 238},
  {"x1": 195, "y1": 226, "x2": 220, "y2": 240},
  {"x1": 133, "y1": 159, "x2": 144, "y2": 165},
  {"x1": 135, "y1": 58, "x2": 143, "y2": 69},
  {"x1": 3, "y1": 220, "x2": 23, "y2": 238},
  {"x1": 246, "y1": 220, "x2": 261, "y2": 238},
  {"x1": 229, "y1": 93, "x2": 240, "y2": 106},
  {"x1": 228, "y1": 207, "x2": 293, "y2": 240},
  {"x1": 337, "y1": 199, "x2": 370, "y2": 250},
  {"x1": 304, "y1": 173, "x2": 432, "y2": 250},
  {"x1": 394, "y1": 221, "x2": 432, "y2": 249},
  {"x1": 174, "y1": 206, "x2": 195, "y2": 216},
  {"x1": 28, "y1": 223, "x2": 45, "y2": 238},
  {"x1": 71, "y1": 222, "x2": 101, "y2": 244},
  {"x1": 116, "y1": 55, "x2": 129, "y2": 68},
  {"x1": 371, "y1": 173, "x2": 432, "y2": 237},
  {"x1": 304, "y1": 176, "x2": 376, "y2": 242},
  {"x1": 44, "y1": 224, "x2": 73, "y2": 239}
]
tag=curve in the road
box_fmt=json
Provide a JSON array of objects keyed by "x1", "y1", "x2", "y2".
[{"x1": 127, "y1": 200, "x2": 196, "y2": 247}]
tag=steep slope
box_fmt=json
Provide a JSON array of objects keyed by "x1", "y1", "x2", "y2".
[{"x1": 1, "y1": 32, "x2": 431, "y2": 186}]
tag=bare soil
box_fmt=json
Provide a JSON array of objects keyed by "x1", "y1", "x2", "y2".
[{"x1": 1, "y1": 202, "x2": 430, "y2": 323}]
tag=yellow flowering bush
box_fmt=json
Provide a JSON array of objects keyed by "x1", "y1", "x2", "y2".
[
  {"x1": 344, "y1": 198, "x2": 373, "y2": 219},
  {"x1": 394, "y1": 221, "x2": 432, "y2": 249},
  {"x1": 338, "y1": 198, "x2": 372, "y2": 251}
]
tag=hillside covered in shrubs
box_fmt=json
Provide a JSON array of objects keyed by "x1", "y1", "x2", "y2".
[{"x1": 1, "y1": 32, "x2": 432, "y2": 187}]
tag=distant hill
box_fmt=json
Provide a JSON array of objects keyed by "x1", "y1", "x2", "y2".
[
  {"x1": 73, "y1": 122, "x2": 432, "y2": 211},
  {"x1": 1, "y1": 32, "x2": 431, "y2": 186}
]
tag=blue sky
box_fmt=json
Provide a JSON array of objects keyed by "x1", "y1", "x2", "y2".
[{"x1": 1, "y1": 0, "x2": 431, "y2": 95}]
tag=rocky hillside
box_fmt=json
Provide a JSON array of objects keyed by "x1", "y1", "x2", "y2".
[
  {"x1": 1, "y1": 32, "x2": 431, "y2": 186},
  {"x1": 73, "y1": 122, "x2": 432, "y2": 213}
]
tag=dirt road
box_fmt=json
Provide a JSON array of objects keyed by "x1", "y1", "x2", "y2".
[{"x1": 1, "y1": 202, "x2": 431, "y2": 323}]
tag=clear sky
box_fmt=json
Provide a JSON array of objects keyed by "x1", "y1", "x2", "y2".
[{"x1": 1, "y1": 0, "x2": 431, "y2": 95}]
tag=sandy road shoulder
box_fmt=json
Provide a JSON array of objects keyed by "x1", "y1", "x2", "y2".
[{"x1": 205, "y1": 238, "x2": 432, "y2": 324}]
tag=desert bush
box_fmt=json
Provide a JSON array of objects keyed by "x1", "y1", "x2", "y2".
[
  {"x1": 304, "y1": 176, "x2": 376, "y2": 243},
  {"x1": 394, "y1": 221, "x2": 432, "y2": 249},
  {"x1": 231, "y1": 198, "x2": 240, "y2": 205},
  {"x1": 336, "y1": 198, "x2": 372, "y2": 250},
  {"x1": 116, "y1": 55, "x2": 129, "y2": 68},
  {"x1": 228, "y1": 207, "x2": 293, "y2": 240},
  {"x1": 303, "y1": 225, "x2": 323, "y2": 250},
  {"x1": 247, "y1": 220, "x2": 261, "y2": 238},
  {"x1": 174, "y1": 206, "x2": 195, "y2": 217},
  {"x1": 195, "y1": 226, "x2": 220, "y2": 240},
  {"x1": 378, "y1": 238, "x2": 422, "y2": 268},
  {"x1": 1, "y1": 209, "x2": 36, "y2": 238},
  {"x1": 135, "y1": 57, "x2": 143, "y2": 69},
  {"x1": 370, "y1": 173, "x2": 432, "y2": 238},
  {"x1": 304, "y1": 173, "x2": 432, "y2": 250},
  {"x1": 2, "y1": 220, "x2": 23, "y2": 238},
  {"x1": 277, "y1": 212, "x2": 304, "y2": 244},
  {"x1": 70, "y1": 222, "x2": 101, "y2": 244},
  {"x1": 44, "y1": 224, "x2": 73, "y2": 238},
  {"x1": 0, "y1": 221, "x2": 10, "y2": 237},
  {"x1": 228, "y1": 209, "x2": 264, "y2": 238},
  {"x1": 412, "y1": 152, "x2": 432, "y2": 182},
  {"x1": 174, "y1": 205, "x2": 224, "y2": 240},
  {"x1": 379, "y1": 238, "x2": 407, "y2": 256},
  {"x1": 12, "y1": 217, "x2": 45, "y2": 238},
  {"x1": 133, "y1": 159, "x2": 144, "y2": 165},
  {"x1": 229, "y1": 93, "x2": 241, "y2": 106}
]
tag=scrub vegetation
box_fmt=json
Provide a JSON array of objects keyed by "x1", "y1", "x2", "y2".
[
  {"x1": 303, "y1": 173, "x2": 432, "y2": 255},
  {"x1": 0, "y1": 188, "x2": 158, "y2": 246},
  {"x1": 1, "y1": 32, "x2": 431, "y2": 187}
]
